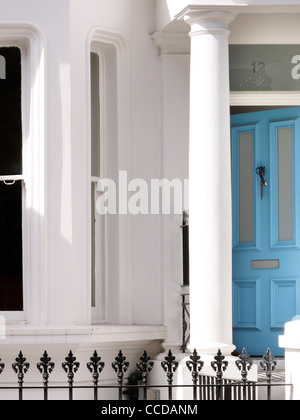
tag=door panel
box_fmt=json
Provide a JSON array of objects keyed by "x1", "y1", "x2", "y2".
[
  {"x1": 239, "y1": 132, "x2": 254, "y2": 244},
  {"x1": 231, "y1": 107, "x2": 300, "y2": 356},
  {"x1": 270, "y1": 118, "x2": 300, "y2": 248}
]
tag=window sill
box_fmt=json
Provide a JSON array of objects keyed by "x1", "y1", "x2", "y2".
[{"x1": 0, "y1": 312, "x2": 25, "y2": 322}]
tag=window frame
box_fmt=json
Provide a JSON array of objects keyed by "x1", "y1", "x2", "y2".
[
  {"x1": 0, "y1": 25, "x2": 46, "y2": 324},
  {"x1": 87, "y1": 28, "x2": 132, "y2": 325},
  {"x1": 0, "y1": 43, "x2": 26, "y2": 320},
  {"x1": 90, "y1": 46, "x2": 106, "y2": 324}
]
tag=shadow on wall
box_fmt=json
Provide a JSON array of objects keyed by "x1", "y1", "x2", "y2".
[{"x1": 155, "y1": 0, "x2": 191, "y2": 31}]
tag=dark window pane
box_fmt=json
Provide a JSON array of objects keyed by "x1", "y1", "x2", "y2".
[
  {"x1": 0, "y1": 182, "x2": 23, "y2": 311},
  {"x1": 0, "y1": 47, "x2": 22, "y2": 175},
  {"x1": 91, "y1": 52, "x2": 100, "y2": 178}
]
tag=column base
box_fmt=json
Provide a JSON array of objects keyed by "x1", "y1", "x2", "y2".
[
  {"x1": 279, "y1": 320, "x2": 300, "y2": 400},
  {"x1": 188, "y1": 343, "x2": 236, "y2": 356}
]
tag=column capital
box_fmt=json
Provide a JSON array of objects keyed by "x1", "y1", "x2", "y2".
[{"x1": 177, "y1": 6, "x2": 238, "y2": 36}]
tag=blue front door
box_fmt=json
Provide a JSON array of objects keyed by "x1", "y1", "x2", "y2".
[{"x1": 231, "y1": 107, "x2": 300, "y2": 356}]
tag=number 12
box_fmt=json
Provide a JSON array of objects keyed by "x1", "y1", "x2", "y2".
[{"x1": 251, "y1": 62, "x2": 266, "y2": 74}]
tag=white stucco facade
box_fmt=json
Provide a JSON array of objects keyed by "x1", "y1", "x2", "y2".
[{"x1": 0, "y1": 0, "x2": 167, "y2": 398}]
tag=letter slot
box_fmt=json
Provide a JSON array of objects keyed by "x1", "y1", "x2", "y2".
[{"x1": 251, "y1": 260, "x2": 279, "y2": 270}]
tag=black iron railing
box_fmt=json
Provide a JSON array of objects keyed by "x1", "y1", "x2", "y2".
[
  {"x1": 181, "y1": 292, "x2": 190, "y2": 353},
  {"x1": 181, "y1": 210, "x2": 190, "y2": 353},
  {"x1": 182, "y1": 211, "x2": 189, "y2": 287},
  {"x1": 0, "y1": 347, "x2": 290, "y2": 400}
]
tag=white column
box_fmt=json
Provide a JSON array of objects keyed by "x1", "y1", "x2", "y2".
[{"x1": 184, "y1": 9, "x2": 237, "y2": 355}]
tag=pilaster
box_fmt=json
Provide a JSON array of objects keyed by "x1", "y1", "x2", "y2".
[{"x1": 152, "y1": 31, "x2": 190, "y2": 351}]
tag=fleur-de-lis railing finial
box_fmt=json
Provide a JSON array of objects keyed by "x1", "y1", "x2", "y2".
[
  {"x1": 261, "y1": 348, "x2": 277, "y2": 380},
  {"x1": 211, "y1": 349, "x2": 228, "y2": 377},
  {"x1": 186, "y1": 349, "x2": 204, "y2": 400},
  {"x1": 235, "y1": 348, "x2": 254, "y2": 400},
  {"x1": 62, "y1": 351, "x2": 80, "y2": 401},
  {"x1": 87, "y1": 351, "x2": 105, "y2": 401},
  {"x1": 37, "y1": 351, "x2": 55, "y2": 400},
  {"x1": 260, "y1": 348, "x2": 277, "y2": 400},
  {"x1": 211, "y1": 349, "x2": 228, "y2": 400},
  {"x1": 12, "y1": 351, "x2": 30, "y2": 400},
  {"x1": 112, "y1": 350, "x2": 129, "y2": 401},
  {"x1": 136, "y1": 350, "x2": 154, "y2": 400},
  {"x1": 161, "y1": 350, "x2": 179, "y2": 401},
  {"x1": 236, "y1": 348, "x2": 253, "y2": 384}
]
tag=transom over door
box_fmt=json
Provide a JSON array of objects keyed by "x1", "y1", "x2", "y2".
[{"x1": 231, "y1": 107, "x2": 300, "y2": 357}]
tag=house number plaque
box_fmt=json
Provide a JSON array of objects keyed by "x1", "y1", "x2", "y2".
[{"x1": 230, "y1": 45, "x2": 300, "y2": 91}]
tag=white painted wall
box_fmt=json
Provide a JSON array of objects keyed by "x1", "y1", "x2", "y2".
[
  {"x1": 0, "y1": 0, "x2": 166, "y2": 397},
  {"x1": 160, "y1": 54, "x2": 190, "y2": 348},
  {"x1": 126, "y1": 0, "x2": 163, "y2": 326},
  {"x1": 156, "y1": 0, "x2": 191, "y2": 31},
  {"x1": 70, "y1": 0, "x2": 163, "y2": 326},
  {"x1": 0, "y1": 0, "x2": 164, "y2": 329}
]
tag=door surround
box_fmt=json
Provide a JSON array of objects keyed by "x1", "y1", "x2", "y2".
[{"x1": 231, "y1": 92, "x2": 300, "y2": 108}]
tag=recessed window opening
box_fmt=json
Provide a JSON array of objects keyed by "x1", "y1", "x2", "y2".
[
  {"x1": 0, "y1": 46, "x2": 24, "y2": 311},
  {"x1": 89, "y1": 31, "x2": 130, "y2": 325},
  {"x1": 90, "y1": 49, "x2": 106, "y2": 323}
]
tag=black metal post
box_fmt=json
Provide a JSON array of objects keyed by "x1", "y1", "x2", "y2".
[
  {"x1": 235, "y1": 348, "x2": 253, "y2": 400},
  {"x1": 87, "y1": 351, "x2": 105, "y2": 401},
  {"x1": 136, "y1": 350, "x2": 154, "y2": 401},
  {"x1": 181, "y1": 294, "x2": 190, "y2": 353},
  {"x1": 37, "y1": 351, "x2": 55, "y2": 401},
  {"x1": 112, "y1": 350, "x2": 129, "y2": 401},
  {"x1": 211, "y1": 350, "x2": 228, "y2": 401},
  {"x1": 62, "y1": 351, "x2": 80, "y2": 401},
  {"x1": 161, "y1": 350, "x2": 179, "y2": 401},
  {"x1": 186, "y1": 349, "x2": 204, "y2": 400},
  {"x1": 261, "y1": 348, "x2": 277, "y2": 401},
  {"x1": 182, "y1": 210, "x2": 189, "y2": 287},
  {"x1": 12, "y1": 351, "x2": 30, "y2": 401}
]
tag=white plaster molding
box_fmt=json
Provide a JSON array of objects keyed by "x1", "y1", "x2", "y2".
[
  {"x1": 0, "y1": 324, "x2": 166, "y2": 346},
  {"x1": 87, "y1": 27, "x2": 132, "y2": 325},
  {"x1": 151, "y1": 31, "x2": 190, "y2": 55},
  {"x1": 231, "y1": 92, "x2": 300, "y2": 106},
  {"x1": 0, "y1": 23, "x2": 47, "y2": 325}
]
